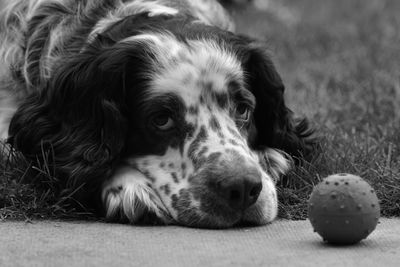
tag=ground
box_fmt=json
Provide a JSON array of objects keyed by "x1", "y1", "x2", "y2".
[
  {"x1": 1, "y1": 0, "x2": 399, "y2": 220},
  {"x1": 1, "y1": 219, "x2": 399, "y2": 266}
]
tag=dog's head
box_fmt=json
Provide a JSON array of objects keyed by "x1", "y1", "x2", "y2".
[{"x1": 9, "y1": 13, "x2": 313, "y2": 227}]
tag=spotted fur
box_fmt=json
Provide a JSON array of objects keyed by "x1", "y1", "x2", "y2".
[{"x1": 0, "y1": 0, "x2": 315, "y2": 228}]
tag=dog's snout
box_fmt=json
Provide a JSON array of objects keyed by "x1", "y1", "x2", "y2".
[{"x1": 216, "y1": 171, "x2": 262, "y2": 211}]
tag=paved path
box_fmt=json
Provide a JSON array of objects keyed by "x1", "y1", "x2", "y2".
[{"x1": 1, "y1": 219, "x2": 399, "y2": 267}]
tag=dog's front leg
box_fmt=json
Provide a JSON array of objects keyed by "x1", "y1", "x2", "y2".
[{"x1": 102, "y1": 165, "x2": 170, "y2": 224}]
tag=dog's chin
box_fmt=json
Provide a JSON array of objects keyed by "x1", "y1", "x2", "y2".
[
  {"x1": 174, "y1": 212, "x2": 275, "y2": 229},
  {"x1": 172, "y1": 204, "x2": 276, "y2": 229},
  {"x1": 178, "y1": 217, "x2": 240, "y2": 229},
  {"x1": 188, "y1": 197, "x2": 278, "y2": 228},
  {"x1": 179, "y1": 212, "x2": 242, "y2": 229}
]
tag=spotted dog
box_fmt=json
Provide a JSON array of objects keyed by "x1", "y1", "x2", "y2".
[{"x1": 0, "y1": 0, "x2": 314, "y2": 228}]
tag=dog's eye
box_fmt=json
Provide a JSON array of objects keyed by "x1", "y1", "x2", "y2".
[
  {"x1": 152, "y1": 114, "x2": 175, "y2": 131},
  {"x1": 235, "y1": 104, "x2": 251, "y2": 121}
]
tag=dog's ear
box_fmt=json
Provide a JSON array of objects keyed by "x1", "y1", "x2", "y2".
[
  {"x1": 8, "y1": 39, "x2": 149, "y2": 204},
  {"x1": 241, "y1": 42, "x2": 315, "y2": 158}
]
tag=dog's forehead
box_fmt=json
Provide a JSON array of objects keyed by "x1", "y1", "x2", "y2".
[{"x1": 125, "y1": 33, "x2": 244, "y2": 106}]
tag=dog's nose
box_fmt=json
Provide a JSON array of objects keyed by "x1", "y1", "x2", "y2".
[{"x1": 217, "y1": 173, "x2": 262, "y2": 211}]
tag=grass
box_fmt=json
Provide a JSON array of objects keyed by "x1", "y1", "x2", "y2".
[
  {"x1": 1, "y1": 0, "x2": 399, "y2": 221},
  {"x1": 0, "y1": 143, "x2": 98, "y2": 221},
  {"x1": 234, "y1": 0, "x2": 400, "y2": 219}
]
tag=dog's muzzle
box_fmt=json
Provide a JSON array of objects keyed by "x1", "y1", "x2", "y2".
[{"x1": 212, "y1": 163, "x2": 262, "y2": 211}]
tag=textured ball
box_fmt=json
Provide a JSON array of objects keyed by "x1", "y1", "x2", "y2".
[{"x1": 308, "y1": 173, "x2": 380, "y2": 244}]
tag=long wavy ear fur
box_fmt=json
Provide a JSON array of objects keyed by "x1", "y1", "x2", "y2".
[
  {"x1": 7, "y1": 38, "x2": 149, "y2": 208},
  {"x1": 242, "y1": 43, "x2": 316, "y2": 158}
]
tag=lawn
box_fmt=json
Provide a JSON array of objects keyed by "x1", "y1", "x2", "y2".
[
  {"x1": 1, "y1": 0, "x2": 399, "y2": 221},
  {"x1": 233, "y1": 0, "x2": 400, "y2": 219}
]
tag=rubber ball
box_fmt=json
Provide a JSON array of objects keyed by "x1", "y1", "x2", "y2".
[{"x1": 308, "y1": 173, "x2": 380, "y2": 244}]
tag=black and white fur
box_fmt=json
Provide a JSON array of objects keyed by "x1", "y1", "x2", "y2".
[{"x1": 0, "y1": 0, "x2": 314, "y2": 228}]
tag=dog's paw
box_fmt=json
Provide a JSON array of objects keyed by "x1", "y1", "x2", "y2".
[{"x1": 102, "y1": 166, "x2": 170, "y2": 223}]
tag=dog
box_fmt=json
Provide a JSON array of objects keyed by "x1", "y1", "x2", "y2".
[{"x1": 0, "y1": 0, "x2": 314, "y2": 228}]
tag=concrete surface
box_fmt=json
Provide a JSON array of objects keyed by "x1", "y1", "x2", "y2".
[{"x1": 1, "y1": 219, "x2": 399, "y2": 267}]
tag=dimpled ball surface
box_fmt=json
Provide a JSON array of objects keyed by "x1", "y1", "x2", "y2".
[{"x1": 308, "y1": 173, "x2": 380, "y2": 244}]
